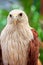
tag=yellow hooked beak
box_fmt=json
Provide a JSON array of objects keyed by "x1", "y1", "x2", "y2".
[{"x1": 13, "y1": 14, "x2": 17, "y2": 25}]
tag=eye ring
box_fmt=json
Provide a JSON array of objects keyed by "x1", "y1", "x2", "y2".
[
  {"x1": 10, "y1": 14, "x2": 12, "y2": 17},
  {"x1": 19, "y1": 13, "x2": 22, "y2": 16}
]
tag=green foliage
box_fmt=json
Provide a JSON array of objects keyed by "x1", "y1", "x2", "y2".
[
  {"x1": 0, "y1": 9, "x2": 9, "y2": 32},
  {"x1": 20, "y1": 0, "x2": 33, "y2": 15},
  {"x1": 29, "y1": 6, "x2": 43, "y2": 41},
  {"x1": 37, "y1": 28, "x2": 43, "y2": 41},
  {"x1": 39, "y1": 48, "x2": 43, "y2": 64},
  {"x1": 33, "y1": 0, "x2": 40, "y2": 12}
]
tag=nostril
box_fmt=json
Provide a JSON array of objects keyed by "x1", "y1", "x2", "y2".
[{"x1": 10, "y1": 14, "x2": 12, "y2": 17}]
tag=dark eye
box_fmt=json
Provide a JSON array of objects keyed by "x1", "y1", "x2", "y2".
[
  {"x1": 10, "y1": 14, "x2": 12, "y2": 17},
  {"x1": 19, "y1": 13, "x2": 22, "y2": 16}
]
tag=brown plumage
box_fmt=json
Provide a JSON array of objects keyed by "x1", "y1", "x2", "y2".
[
  {"x1": 0, "y1": 45, "x2": 3, "y2": 65},
  {"x1": 27, "y1": 29, "x2": 40, "y2": 65}
]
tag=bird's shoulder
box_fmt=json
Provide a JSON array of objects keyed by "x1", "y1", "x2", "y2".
[{"x1": 31, "y1": 29, "x2": 38, "y2": 39}]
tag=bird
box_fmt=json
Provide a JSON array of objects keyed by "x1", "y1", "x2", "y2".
[{"x1": 0, "y1": 9, "x2": 40, "y2": 65}]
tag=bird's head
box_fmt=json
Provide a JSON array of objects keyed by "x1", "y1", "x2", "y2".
[{"x1": 7, "y1": 9, "x2": 28, "y2": 25}]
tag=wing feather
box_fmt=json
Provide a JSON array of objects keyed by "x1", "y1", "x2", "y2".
[{"x1": 27, "y1": 29, "x2": 40, "y2": 65}]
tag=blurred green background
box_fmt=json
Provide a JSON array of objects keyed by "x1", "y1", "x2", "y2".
[{"x1": 0, "y1": 0, "x2": 43, "y2": 64}]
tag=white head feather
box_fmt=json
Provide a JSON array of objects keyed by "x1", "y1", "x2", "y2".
[
  {"x1": 7, "y1": 9, "x2": 32, "y2": 29},
  {"x1": 7, "y1": 9, "x2": 28, "y2": 24}
]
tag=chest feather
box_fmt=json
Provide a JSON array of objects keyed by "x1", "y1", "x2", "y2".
[
  {"x1": 1, "y1": 25, "x2": 33, "y2": 65},
  {"x1": 6, "y1": 30, "x2": 29, "y2": 65}
]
